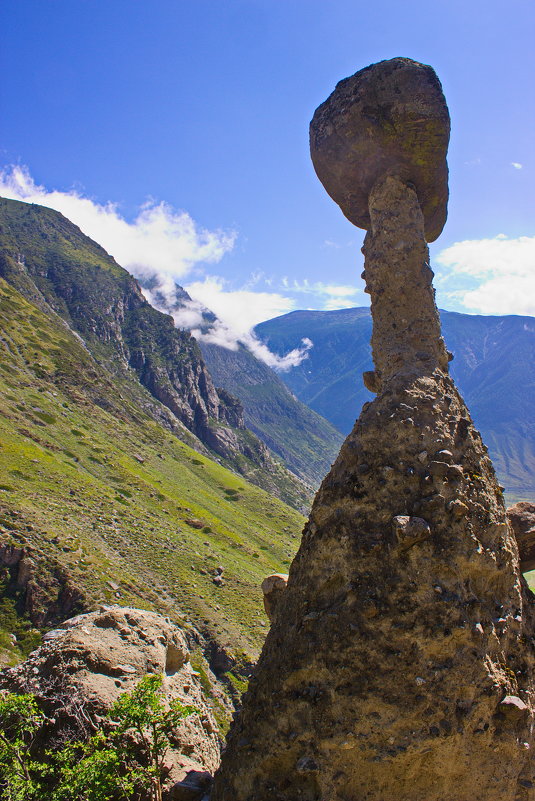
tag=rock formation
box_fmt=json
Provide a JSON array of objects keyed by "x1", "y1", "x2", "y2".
[
  {"x1": 212, "y1": 58, "x2": 535, "y2": 801},
  {"x1": 0, "y1": 606, "x2": 220, "y2": 790},
  {"x1": 261, "y1": 573, "x2": 289, "y2": 621}
]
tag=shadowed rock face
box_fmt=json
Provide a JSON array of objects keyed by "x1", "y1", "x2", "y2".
[{"x1": 212, "y1": 58, "x2": 535, "y2": 801}]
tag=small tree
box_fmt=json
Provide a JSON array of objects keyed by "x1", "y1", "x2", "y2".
[
  {"x1": 0, "y1": 676, "x2": 197, "y2": 801},
  {"x1": 52, "y1": 674, "x2": 196, "y2": 801},
  {"x1": 0, "y1": 692, "x2": 46, "y2": 801}
]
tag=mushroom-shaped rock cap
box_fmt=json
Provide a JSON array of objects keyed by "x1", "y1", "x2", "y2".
[{"x1": 310, "y1": 57, "x2": 450, "y2": 242}]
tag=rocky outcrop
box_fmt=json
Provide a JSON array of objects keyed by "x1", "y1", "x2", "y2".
[
  {"x1": 310, "y1": 56, "x2": 450, "y2": 243},
  {"x1": 0, "y1": 606, "x2": 220, "y2": 787},
  {"x1": 508, "y1": 502, "x2": 535, "y2": 573},
  {"x1": 261, "y1": 573, "x2": 288, "y2": 621},
  {"x1": 0, "y1": 535, "x2": 86, "y2": 626},
  {"x1": 212, "y1": 58, "x2": 535, "y2": 801}
]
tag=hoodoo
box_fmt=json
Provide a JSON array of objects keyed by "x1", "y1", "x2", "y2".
[{"x1": 212, "y1": 58, "x2": 535, "y2": 801}]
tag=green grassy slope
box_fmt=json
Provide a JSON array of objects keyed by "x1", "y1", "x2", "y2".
[
  {"x1": 0, "y1": 197, "x2": 311, "y2": 512},
  {"x1": 0, "y1": 277, "x2": 304, "y2": 667}
]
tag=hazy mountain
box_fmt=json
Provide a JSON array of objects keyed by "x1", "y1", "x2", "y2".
[{"x1": 256, "y1": 307, "x2": 535, "y2": 502}]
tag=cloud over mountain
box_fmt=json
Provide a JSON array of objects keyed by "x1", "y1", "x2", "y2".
[{"x1": 435, "y1": 234, "x2": 535, "y2": 316}]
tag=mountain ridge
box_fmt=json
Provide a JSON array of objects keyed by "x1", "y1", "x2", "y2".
[
  {"x1": 0, "y1": 196, "x2": 310, "y2": 510},
  {"x1": 135, "y1": 273, "x2": 344, "y2": 487},
  {"x1": 255, "y1": 306, "x2": 535, "y2": 501}
]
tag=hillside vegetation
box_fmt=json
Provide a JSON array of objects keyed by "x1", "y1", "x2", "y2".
[
  {"x1": 0, "y1": 197, "x2": 310, "y2": 511},
  {"x1": 0, "y1": 275, "x2": 304, "y2": 670}
]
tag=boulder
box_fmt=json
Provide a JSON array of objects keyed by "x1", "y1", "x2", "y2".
[
  {"x1": 310, "y1": 57, "x2": 450, "y2": 242},
  {"x1": 507, "y1": 502, "x2": 535, "y2": 573},
  {"x1": 0, "y1": 605, "x2": 220, "y2": 785},
  {"x1": 169, "y1": 768, "x2": 212, "y2": 800},
  {"x1": 261, "y1": 573, "x2": 288, "y2": 621}
]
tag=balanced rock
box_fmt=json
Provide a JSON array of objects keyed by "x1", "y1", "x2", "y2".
[
  {"x1": 212, "y1": 58, "x2": 535, "y2": 801},
  {"x1": 310, "y1": 57, "x2": 450, "y2": 242},
  {"x1": 0, "y1": 606, "x2": 220, "y2": 785}
]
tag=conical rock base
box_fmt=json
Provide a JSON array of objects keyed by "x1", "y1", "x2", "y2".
[{"x1": 213, "y1": 369, "x2": 535, "y2": 801}]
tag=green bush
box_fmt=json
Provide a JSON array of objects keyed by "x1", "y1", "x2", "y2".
[{"x1": 0, "y1": 674, "x2": 197, "y2": 801}]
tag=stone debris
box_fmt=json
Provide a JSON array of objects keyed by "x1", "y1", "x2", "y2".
[
  {"x1": 212, "y1": 57, "x2": 535, "y2": 801},
  {"x1": 169, "y1": 768, "x2": 212, "y2": 800}
]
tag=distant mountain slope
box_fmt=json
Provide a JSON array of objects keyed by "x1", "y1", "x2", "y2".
[
  {"x1": 136, "y1": 275, "x2": 343, "y2": 488},
  {"x1": 0, "y1": 275, "x2": 304, "y2": 669},
  {"x1": 256, "y1": 307, "x2": 535, "y2": 502},
  {"x1": 0, "y1": 197, "x2": 310, "y2": 510},
  {"x1": 199, "y1": 342, "x2": 343, "y2": 486},
  {"x1": 257, "y1": 308, "x2": 374, "y2": 433}
]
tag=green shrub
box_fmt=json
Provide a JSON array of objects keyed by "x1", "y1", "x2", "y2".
[{"x1": 0, "y1": 674, "x2": 197, "y2": 801}]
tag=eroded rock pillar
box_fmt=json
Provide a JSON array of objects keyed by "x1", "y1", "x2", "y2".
[
  {"x1": 363, "y1": 174, "x2": 449, "y2": 391},
  {"x1": 212, "y1": 57, "x2": 535, "y2": 801}
]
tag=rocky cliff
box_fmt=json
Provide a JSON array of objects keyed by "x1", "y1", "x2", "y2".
[
  {"x1": 0, "y1": 196, "x2": 310, "y2": 508},
  {"x1": 137, "y1": 274, "x2": 343, "y2": 488}
]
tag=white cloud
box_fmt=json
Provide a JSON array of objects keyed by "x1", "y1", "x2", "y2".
[
  {"x1": 283, "y1": 279, "x2": 362, "y2": 304},
  {"x1": 435, "y1": 234, "x2": 535, "y2": 316},
  {"x1": 323, "y1": 295, "x2": 360, "y2": 311},
  {"x1": 0, "y1": 164, "x2": 312, "y2": 369},
  {"x1": 184, "y1": 276, "x2": 312, "y2": 370},
  {"x1": 511, "y1": 162, "x2": 523, "y2": 170},
  {"x1": 186, "y1": 276, "x2": 294, "y2": 333},
  {"x1": 0, "y1": 165, "x2": 235, "y2": 278}
]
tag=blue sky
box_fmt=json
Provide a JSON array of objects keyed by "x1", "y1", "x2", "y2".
[{"x1": 1, "y1": 0, "x2": 534, "y2": 359}]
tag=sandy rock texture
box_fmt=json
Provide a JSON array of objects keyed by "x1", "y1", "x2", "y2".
[
  {"x1": 0, "y1": 606, "x2": 220, "y2": 784},
  {"x1": 214, "y1": 369, "x2": 535, "y2": 801},
  {"x1": 212, "y1": 57, "x2": 535, "y2": 801}
]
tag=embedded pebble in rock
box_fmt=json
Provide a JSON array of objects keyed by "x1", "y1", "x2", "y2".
[{"x1": 212, "y1": 57, "x2": 535, "y2": 801}]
